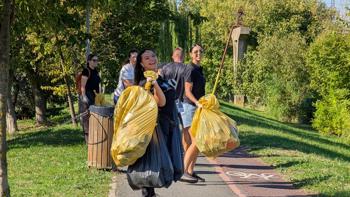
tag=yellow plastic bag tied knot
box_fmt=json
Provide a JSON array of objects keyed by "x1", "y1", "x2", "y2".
[
  {"x1": 94, "y1": 90, "x2": 109, "y2": 106},
  {"x1": 191, "y1": 94, "x2": 240, "y2": 158}
]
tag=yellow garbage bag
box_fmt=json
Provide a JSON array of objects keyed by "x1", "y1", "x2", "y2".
[
  {"x1": 94, "y1": 91, "x2": 108, "y2": 106},
  {"x1": 191, "y1": 94, "x2": 239, "y2": 157},
  {"x1": 111, "y1": 71, "x2": 158, "y2": 167}
]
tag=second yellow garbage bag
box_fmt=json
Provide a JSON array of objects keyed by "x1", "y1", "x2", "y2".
[
  {"x1": 191, "y1": 94, "x2": 239, "y2": 158},
  {"x1": 111, "y1": 86, "x2": 158, "y2": 167}
]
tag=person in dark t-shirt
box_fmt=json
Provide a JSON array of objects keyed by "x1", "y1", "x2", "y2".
[
  {"x1": 179, "y1": 44, "x2": 206, "y2": 183},
  {"x1": 159, "y1": 47, "x2": 190, "y2": 169},
  {"x1": 160, "y1": 47, "x2": 188, "y2": 101},
  {"x1": 79, "y1": 54, "x2": 101, "y2": 143}
]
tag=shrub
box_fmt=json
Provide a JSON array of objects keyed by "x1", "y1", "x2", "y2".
[{"x1": 312, "y1": 89, "x2": 350, "y2": 137}]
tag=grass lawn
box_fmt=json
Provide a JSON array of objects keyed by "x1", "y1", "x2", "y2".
[
  {"x1": 220, "y1": 102, "x2": 350, "y2": 196},
  {"x1": 7, "y1": 106, "x2": 113, "y2": 196}
]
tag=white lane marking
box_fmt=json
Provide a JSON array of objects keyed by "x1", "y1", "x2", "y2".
[{"x1": 226, "y1": 171, "x2": 275, "y2": 180}]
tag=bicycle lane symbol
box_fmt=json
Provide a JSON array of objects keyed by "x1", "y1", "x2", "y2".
[{"x1": 226, "y1": 171, "x2": 276, "y2": 181}]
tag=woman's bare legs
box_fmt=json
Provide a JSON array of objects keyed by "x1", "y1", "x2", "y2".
[
  {"x1": 183, "y1": 128, "x2": 199, "y2": 174},
  {"x1": 182, "y1": 127, "x2": 192, "y2": 152}
]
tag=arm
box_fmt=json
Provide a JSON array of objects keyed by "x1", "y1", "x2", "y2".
[
  {"x1": 121, "y1": 66, "x2": 134, "y2": 88},
  {"x1": 185, "y1": 82, "x2": 199, "y2": 106},
  {"x1": 122, "y1": 79, "x2": 133, "y2": 88},
  {"x1": 81, "y1": 76, "x2": 88, "y2": 96},
  {"x1": 184, "y1": 68, "x2": 201, "y2": 107},
  {"x1": 153, "y1": 81, "x2": 166, "y2": 107}
]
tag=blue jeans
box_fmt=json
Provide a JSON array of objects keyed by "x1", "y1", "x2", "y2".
[{"x1": 180, "y1": 102, "x2": 197, "y2": 128}]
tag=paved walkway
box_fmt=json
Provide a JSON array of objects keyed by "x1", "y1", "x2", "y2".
[{"x1": 109, "y1": 147, "x2": 313, "y2": 197}]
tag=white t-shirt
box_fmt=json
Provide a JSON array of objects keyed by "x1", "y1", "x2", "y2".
[{"x1": 114, "y1": 63, "x2": 134, "y2": 97}]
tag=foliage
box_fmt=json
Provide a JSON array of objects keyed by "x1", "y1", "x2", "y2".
[
  {"x1": 242, "y1": 33, "x2": 309, "y2": 121},
  {"x1": 94, "y1": 0, "x2": 172, "y2": 92},
  {"x1": 244, "y1": 0, "x2": 333, "y2": 43},
  {"x1": 312, "y1": 89, "x2": 350, "y2": 137},
  {"x1": 184, "y1": 0, "x2": 332, "y2": 109},
  {"x1": 307, "y1": 31, "x2": 350, "y2": 136},
  {"x1": 307, "y1": 31, "x2": 350, "y2": 96}
]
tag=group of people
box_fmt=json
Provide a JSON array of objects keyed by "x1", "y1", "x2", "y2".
[{"x1": 78, "y1": 44, "x2": 206, "y2": 197}]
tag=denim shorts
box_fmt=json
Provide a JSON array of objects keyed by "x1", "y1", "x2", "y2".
[{"x1": 180, "y1": 102, "x2": 197, "y2": 128}]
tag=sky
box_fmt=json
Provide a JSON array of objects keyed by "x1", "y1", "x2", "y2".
[{"x1": 322, "y1": 0, "x2": 349, "y2": 17}]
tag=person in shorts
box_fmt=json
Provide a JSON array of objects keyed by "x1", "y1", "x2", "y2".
[{"x1": 179, "y1": 44, "x2": 206, "y2": 183}]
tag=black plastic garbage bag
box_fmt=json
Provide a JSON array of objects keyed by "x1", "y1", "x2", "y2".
[
  {"x1": 169, "y1": 123, "x2": 184, "y2": 181},
  {"x1": 127, "y1": 127, "x2": 174, "y2": 190},
  {"x1": 157, "y1": 108, "x2": 184, "y2": 182}
]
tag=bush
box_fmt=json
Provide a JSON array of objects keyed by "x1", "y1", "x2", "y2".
[
  {"x1": 312, "y1": 89, "x2": 350, "y2": 137},
  {"x1": 307, "y1": 31, "x2": 350, "y2": 137},
  {"x1": 241, "y1": 33, "x2": 309, "y2": 121}
]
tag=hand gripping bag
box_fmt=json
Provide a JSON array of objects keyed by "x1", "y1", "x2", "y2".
[{"x1": 191, "y1": 94, "x2": 239, "y2": 157}]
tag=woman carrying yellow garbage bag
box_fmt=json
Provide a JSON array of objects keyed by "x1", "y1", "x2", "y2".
[
  {"x1": 179, "y1": 44, "x2": 207, "y2": 183},
  {"x1": 113, "y1": 49, "x2": 183, "y2": 197}
]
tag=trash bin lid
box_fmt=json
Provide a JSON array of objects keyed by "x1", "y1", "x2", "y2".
[{"x1": 89, "y1": 105, "x2": 114, "y2": 117}]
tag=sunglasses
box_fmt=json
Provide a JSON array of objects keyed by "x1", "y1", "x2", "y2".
[
  {"x1": 192, "y1": 49, "x2": 203, "y2": 54},
  {"x1": 92, "y1": 59, "x2": 98, "y2": 62}
]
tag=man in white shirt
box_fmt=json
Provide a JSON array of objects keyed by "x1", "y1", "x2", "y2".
[{"x1": 113, "y1": 49, "x2": 138, "y2": 104}]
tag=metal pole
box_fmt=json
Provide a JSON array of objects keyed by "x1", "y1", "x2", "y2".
[{"x1": 86, "y1": 0, "x2": 91, "y2": 61}]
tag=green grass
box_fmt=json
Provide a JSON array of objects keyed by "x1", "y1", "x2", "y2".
[
  {"x1": 7, "y1": 100, "x2": 350, "y2": 196},
  {"x1": 8, "y1": 108, "x2": 113, "y2": 196},
  {"x1": 220, "y1": 102, "x2": 350, "y2": 196}
]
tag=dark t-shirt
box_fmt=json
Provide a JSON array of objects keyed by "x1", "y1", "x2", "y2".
[
  {"x1": 82, "y1": 66, "x2": 101, "y2": 105},
  {"x1": 183, "y1": 63, "x2": 206, "y2": 105},
  {"x1": 138, "y1": 77, "x2": 176, "y2": 121},
  {"x1": 160, "y1": 62, "x2": 190, "y2": 101},
  {"x1": 157, "y1": 77, "x2": 177, "y2": 122}
]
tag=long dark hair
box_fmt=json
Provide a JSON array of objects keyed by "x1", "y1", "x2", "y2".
[
  {"x1": 87, "y1": 53, "x2": 97, "y2": 68},
  {"x1": 134, "y1": 49, "x2": 155, "y2": 85}
]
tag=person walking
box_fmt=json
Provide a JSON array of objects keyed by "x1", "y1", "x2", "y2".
[
  {"x1": 180, "y1": 44, "x2": 206, "y2": 183},
  {"x1": 134, "y1": 49, "x2": 166, "y2": 197}
]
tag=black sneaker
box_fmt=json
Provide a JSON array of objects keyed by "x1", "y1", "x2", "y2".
[
  {"x1": 192, "y1": 172, "x2": 206, "y2": 182},
  {"x1": 179, "y1": 173, "x2": 198, "y2": 183}
]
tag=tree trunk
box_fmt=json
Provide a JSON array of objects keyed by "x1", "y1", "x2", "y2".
[
  {"x1": 6, "y1": 69, "x2": 18, "y2": 135},
  {"x1": 56, "y1": 40, "x2": 77, "y2": 126},
  {"x1": 0, "y1": 0, "x2": 13, "y2": 195},
  {"x1": 33, "y1": 82, "x2": 47, "y2": 126},
  {"x1": 29, "y1": 74, "x2": 47, "y2": 126}
]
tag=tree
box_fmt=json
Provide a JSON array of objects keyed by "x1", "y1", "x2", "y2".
[
  {"x1": 189, "y1": 0, "x2": 334, "y2": 121},
  {"x1": 6, "y1": 68, "x2": 18, "y2": 135},
  {"x1": 0, "y1": 0, "x2": 13, "y2": 194},
  {"x1": 307, "y1": 31, "x2": 350, "y2": 136},
  {"x1": 12, "y1": 0, "x2": 90, "y2": 126},
  {"x1": 242, "y1": 33, "x2": 309, "y2": 121},
  {"x1": 94, "y1": 0, "x2": 172, "y2": 92}
]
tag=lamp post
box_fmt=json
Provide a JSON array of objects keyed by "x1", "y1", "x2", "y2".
[{"x1": 231, "y1": 8, "x2": 250, "y2": 107}]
